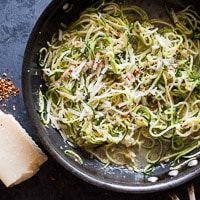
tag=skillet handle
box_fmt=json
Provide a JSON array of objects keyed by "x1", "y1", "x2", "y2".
[{"x1": 169, "y1": 183, "x2": 196, "y2": 200}]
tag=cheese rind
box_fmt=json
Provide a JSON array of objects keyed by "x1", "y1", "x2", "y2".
[{"x1": 0, "y1": 110, "x2": 47, "y2": 187}]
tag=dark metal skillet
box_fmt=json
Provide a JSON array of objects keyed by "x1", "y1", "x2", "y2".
[{"x1": 22, "y1": 0, "x2": 200, "y2": 193}]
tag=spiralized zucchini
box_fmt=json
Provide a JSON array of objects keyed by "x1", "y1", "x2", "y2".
[{"x1": 39, "y1": 1, "x2": 200, "y2": 173}]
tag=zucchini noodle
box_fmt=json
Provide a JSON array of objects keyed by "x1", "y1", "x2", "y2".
[{"x1": 39, "y1": 1, "x2": 200, "y2": 173}]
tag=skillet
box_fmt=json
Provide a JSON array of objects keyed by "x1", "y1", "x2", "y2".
[{"x1": 22, "y1": 0, "x2": 200, "y2": 193}]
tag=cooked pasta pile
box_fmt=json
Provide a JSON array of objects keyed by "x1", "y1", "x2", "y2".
[{"x1": 39, "y1": 1, "x2": 200, "y2": 173}]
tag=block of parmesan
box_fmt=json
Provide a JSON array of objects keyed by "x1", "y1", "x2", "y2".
[{"x1": 0, "y1": 110, "x2": 47, "y2": 187}]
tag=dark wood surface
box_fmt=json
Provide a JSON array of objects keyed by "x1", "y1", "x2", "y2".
[{"x1": 0, "y1": 0, "x2": 199, "y2": 199}]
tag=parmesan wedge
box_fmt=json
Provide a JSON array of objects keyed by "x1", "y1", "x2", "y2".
[{"x1": 0, "y1": 110, "x2": 47, "y2": 187}]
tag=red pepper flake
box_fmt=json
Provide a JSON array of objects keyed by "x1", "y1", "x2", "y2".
[
  {"x1": 0, "y1": 77, "x2": 19, "y2": 101},
  {"x1": 49, "y1": 176, "x2": 56, "y2": 182}
]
